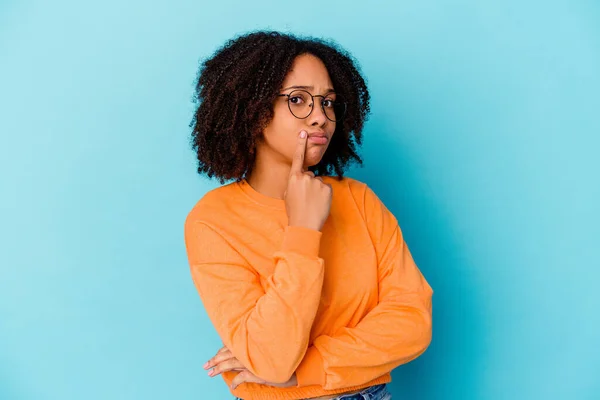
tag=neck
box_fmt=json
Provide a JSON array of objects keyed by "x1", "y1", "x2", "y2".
[{"x1": 246, "y1": 149, "x2": 292, "y2": 200}]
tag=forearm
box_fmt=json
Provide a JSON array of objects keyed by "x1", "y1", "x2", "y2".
[
  {"x1": 189, "y1": 224, "x2": 326, "y2": 383},
  {"x1": 295, "y1": 292, "x2": 432, "y2": 389}
]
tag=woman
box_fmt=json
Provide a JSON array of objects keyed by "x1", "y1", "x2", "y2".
[{"x1": 184, "y1": 31, "x2": 433, "y2": 400}]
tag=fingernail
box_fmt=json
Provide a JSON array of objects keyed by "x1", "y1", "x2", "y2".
[
  {"x1": 300, "y1": 131, "x2": 306, "y2": 138},
  {"x1": 208, "y1": 369, "x2": 215, "y2": 377},
  {"x1": 203, "y1": 362, "x2": 209, "y2": 369}
]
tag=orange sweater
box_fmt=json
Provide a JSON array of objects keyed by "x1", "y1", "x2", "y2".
[{"x1": 184, "y1": 176, "x2": 433, "y2": 400}]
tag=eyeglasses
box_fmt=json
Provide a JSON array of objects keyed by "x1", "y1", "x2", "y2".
[{"x1": 277, "y1": 90, "x2": 346, "y2": 122}]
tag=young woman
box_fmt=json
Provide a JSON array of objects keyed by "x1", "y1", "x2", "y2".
[{"x1": 184, "y1": 31, "x2": 433, "y2": 400}]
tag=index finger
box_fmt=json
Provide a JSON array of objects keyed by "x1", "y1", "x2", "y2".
[
  {"x1": 290, "y1": 130, "x2": 308, "y2": 175},
  {"x1": 204, "y1": 348, "x2": 233, "y2": 369}
]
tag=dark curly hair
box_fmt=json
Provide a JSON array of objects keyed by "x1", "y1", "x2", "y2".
[{"x1": 190, "y1": 30, "x2": 370, "y2": 184}]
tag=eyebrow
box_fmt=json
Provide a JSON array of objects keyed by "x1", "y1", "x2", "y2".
[{"x1": 281, "y1": 85, "x2": 336, "y2": 94}]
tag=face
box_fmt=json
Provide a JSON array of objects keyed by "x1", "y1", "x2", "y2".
[{"x1": 259, "y1": 54, "x2": 337, "y2": 170}]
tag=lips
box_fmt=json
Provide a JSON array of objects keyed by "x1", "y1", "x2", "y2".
[{"x1": 307, "y1": 132, "x2": 329, "y2": 144}]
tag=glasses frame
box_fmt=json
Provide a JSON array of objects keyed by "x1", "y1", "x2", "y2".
[{"x1": 277, "y1": 89, "x2": 347, "y2": 122}]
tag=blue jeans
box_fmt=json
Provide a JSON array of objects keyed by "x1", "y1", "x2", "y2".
[
  {"x1": 236, "y1": 384, "x2": 392, "y2": 400},
  {"x1": 326, "y1": 384, "x2": 392, "y2": 400}
]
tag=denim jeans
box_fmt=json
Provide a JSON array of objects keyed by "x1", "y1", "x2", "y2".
[
  {"x1": 236, "y1": 384, "x2": 392, "y2": 400},
  {"x1": 327, "y1": 384, "x2": 392, "y2": 400}
]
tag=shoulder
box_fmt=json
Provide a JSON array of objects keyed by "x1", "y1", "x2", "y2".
[
  {"x1": 321, "y1": 175, "x2": 368, "y2": 195},
  {"x1": 184, "y1": 182, "x2": 239, "y2": 229},
  {"x1": 320, "y1": 175, "x2": 378, "y2": 207},
  {"x1": 322, "y1": 175, "x2": 396, "y2": 226}
]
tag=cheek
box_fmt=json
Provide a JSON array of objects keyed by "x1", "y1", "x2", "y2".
[
  {"x1": 262, "y1": 107, "x2": 302, "y2": 152},
  {"x1": 270, "y1": 105, "x2": 297, "y2": 132},
  {"x1": 328, "y1": 122, "x2": 336, "y2": 137}
]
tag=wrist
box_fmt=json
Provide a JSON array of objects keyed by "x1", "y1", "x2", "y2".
[{"x1": 287, "y1": 220, "x2": 322, "y2": 232}]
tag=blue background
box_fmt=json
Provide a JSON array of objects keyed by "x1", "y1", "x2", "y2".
[{"x1": 1, "y1": 1, "x2": 599, "y2": 399}]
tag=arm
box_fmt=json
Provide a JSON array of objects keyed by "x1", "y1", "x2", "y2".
[
  {"x1": 185, "y1": 220, "x2": 325, "y2": 383},
  {"x1": 294, "y1": 185, "x2": 433, "y2": 390}
]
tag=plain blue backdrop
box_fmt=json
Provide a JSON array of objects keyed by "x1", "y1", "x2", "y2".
[{"x1": 1, "y1": 1, "x2": 599, "y2": 399}]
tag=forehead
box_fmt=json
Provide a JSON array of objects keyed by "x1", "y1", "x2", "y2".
[{"x1": 282, "y1": 54, "x2": 333, "y2": 88}]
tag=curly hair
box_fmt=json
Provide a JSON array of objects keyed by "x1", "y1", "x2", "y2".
[{"x1": 190, "y1": 30, "x2": 370, "y2": 184}]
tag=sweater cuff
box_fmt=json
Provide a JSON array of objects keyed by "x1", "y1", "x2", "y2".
[
  {"x1": 281, "y1": 226, "x2": 322, "y2": 257},
  {"x1": 295, "y1": 346, "x2": 326, "y2": 387}
]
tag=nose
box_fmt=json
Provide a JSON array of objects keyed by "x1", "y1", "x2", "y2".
[{"x1": 307, "y1": 100, "x2": 328, "y2": 127}]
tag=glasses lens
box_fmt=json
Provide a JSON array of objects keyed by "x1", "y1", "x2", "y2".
[
  {"x1": 285, "y1": 90, "x2": 347, "y2": 121},
  {"x1": 287, "y1": 90, "x2": 312, "y2": 119},
  {"x1": 322, "y1": 94, "x2": 346, "y2": 122}
]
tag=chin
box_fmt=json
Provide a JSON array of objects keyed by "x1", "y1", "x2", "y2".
[
  {"x1": 305, "y1": 153, "x2": 325, "y2": 166},
  {"x1": 308, "y1": 161, "x2": 324, "y2": 169},
  {"x1": 304, "y1": 153, "x2": 323, "y2": 167}
]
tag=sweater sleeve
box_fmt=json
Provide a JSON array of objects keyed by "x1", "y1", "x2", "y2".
[
  {"x1": 184, "y1": 219, "x2": 325, "y2": 384},
  {"x1": 294, "y1": 184, "x2": 433, "y2": 390}
]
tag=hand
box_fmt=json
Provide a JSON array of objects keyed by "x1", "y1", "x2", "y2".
[
  {"x1": 204, "y1": 346, "x2": 246, "y2": 377},
  {"x1": 230, "y1": 370, "x2": 297, "y2": 390},
  {"x1": 205, "y1": 345, "x2": 298, "y2": 390},
  {"x1": 285, "y1": 130, "x2": 333, "y2": 232}
]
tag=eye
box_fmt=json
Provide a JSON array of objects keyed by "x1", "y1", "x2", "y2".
[
  {"x1": 322, "y1": 99, "x2": 335, "y2": 108},
  {"x1": 289, "y1": 96, "x2": 304, "y2": 104}
]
